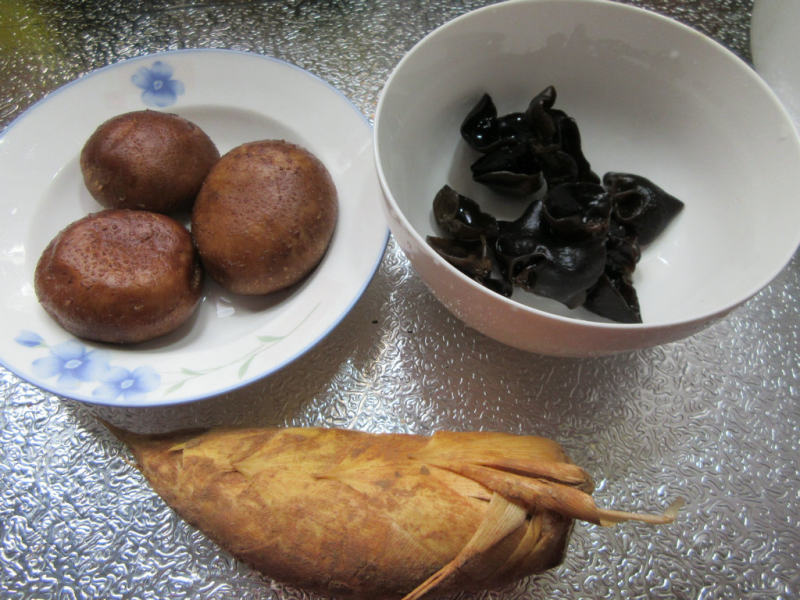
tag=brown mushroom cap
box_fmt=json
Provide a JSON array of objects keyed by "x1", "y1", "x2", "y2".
[
  {"x1": 34, "y1": 209, "x2": 203, "y2": 344},
  {"x1": 80, "y1": 110, "x2": 220, "y2": 213},
  {"x1": 191, "y1": 139, "x2": 338, "y2": 295}
]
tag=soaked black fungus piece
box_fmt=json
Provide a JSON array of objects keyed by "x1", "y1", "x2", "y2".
[
  {"x1": 536, "y1": 148, "x2": 580, "y2": 188},
  {"x1": 494, "y1": 199, "x2": 547, "y2": 277},
  {"x1": 495, "y1": 112, "x2": 533, "y2": 146},
  {"x1": 604, "y1": 172, "x2": 684, "y2": 245},
  {"x1": 584, "y1": 220, "x2": 642, "y2": 322},
  {"x1": 525, "y1": 85, "x2": 558, "y2": 112},
  {"x1": 427, "y1": 235, "x2": 493, "y2": 280},
  {"x1": 584, "y1": 272, "x2": 642, "y2": 323},
  {"x1": 555, "y1": 116, "x2": 600, "y2": 184},
  {"x1": 543, "y1": 182, "x2": 611, "y2": 242},
  {"x1": 432, "y1": 185, "x2": 498, "y2": 241},
  {"x1": 524, "y1": 85, "x2": 559, "y2": 141},
  {"x1": 604, "y1": 220, "x2": 641, "y2": 277},
  {"x1": 526, "y1": 87, "x2": 598, "y2": 183},
  {"x1": 427, "y1": 234, "x2": 513, "y2": 298},
  {"x1": 462, "y1": 86, "x2": 599, "y2": 195},
  {"x1": 470, "y1": 142, "x2": 545, "y2": 196},
  {"x1": 460, "y1": 93, "x2": 500, "y2": 152},
  {"x1": 494, "y1": 198, "x2": 606, "y2": 308},
  {"x1": 512, "y1": 237, "x2": 607, "y2": 308},
  {"x1": 481, "y1": 275, "x2": 514, "y2": 297}
]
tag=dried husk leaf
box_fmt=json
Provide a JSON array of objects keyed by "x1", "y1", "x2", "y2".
[{"x1": 108, "y1": 425, "x2": 679, "y2": 599}]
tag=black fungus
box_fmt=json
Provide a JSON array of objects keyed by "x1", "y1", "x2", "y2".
[
  {"x1": 511, "y1": 237, "x2": 607, "y2": 309},
  {"x1": 604, "y1": 172, "x2": 685, "y2": 245},
  {"x1": 524, "y1": 85, "x2": 559, "y2": 139},
  {"x1": 493, "y1": 193, "x2": 606, "y2": 308},
  {"x1": 431, "y1": 86, "x2": 684, "y2": 323},
  {"x1": 427, "y1": 232, "x2": 513, "y2": 297},
  {"x1": 432, "y1": 185, "x2": 498, "y2": 241},
  {"x1": 461, "y1": 86, "x2": 599, "y2": 195},
  {"x1": 584, "y1": 272, "x2": 642, "y2": 323},
  {"x1": 555, "y1": 115, "x2": 600, "y2": 184},
  {"x1": 460, "y1": 93, "x2": 500, "y2": 152},
  {"x1": 604, "y1": 219, "x2": 641, "y2": 277},
  {"x1": 427, "y1": 235, "x2": 493, "y2": 280},
  {"x1": 542, "y1": 182, "x2": 611, "y2": 242},
  {"x1": 470, "y1": 142, "x2": 545, "y2": 196}
]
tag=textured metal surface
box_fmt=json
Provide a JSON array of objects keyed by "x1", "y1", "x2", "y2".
[{"x1": 2, "y1": 1, "x2": 799, "y2": 599}]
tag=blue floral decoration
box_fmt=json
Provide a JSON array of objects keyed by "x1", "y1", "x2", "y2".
[
  {"x1": 16, "y1": 330, "x2": 44, "y2": 348},
  {"x1": 15, "y1": 330, "x2": 161, "y2": 401},
  {"x1": 93, "y1": 365, "x2": 160, "y2": 403},
  {"x1": 29, "y1": 339, "x2": 109, "y2": 390},
  {"x1": 131, "y1": 60, "x2": 185, "y2": 107}
]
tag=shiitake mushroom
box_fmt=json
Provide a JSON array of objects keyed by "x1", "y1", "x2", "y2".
[
  {"x1": 191, "y1": 140, "x2": 338, "y2": 296},
  {"x1": 80, "y1": 110, "x2": 219, "y2": 213},
  {"x1": 35, "y1": 209, "x2": 203, "y2": 344}
]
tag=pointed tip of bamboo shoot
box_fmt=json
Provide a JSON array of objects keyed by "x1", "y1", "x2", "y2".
[{"x1": 595, "y1": 497, "x2": 685, "y2": 527}]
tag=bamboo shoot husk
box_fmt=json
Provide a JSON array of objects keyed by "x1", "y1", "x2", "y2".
[{"x1": 109, "y1": 425, "x2": 680, "y2": 599}]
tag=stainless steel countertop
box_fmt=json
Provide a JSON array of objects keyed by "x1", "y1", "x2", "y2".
[{"x1": 2, "y1": 1, "x2": 798, "y2": 599}]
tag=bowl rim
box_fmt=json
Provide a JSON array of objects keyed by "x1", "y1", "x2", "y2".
[{"x1": 374, "y1": 0, "x2": 800, "y2": 333}]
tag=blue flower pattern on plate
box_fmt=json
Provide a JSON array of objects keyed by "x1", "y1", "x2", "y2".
[
  {"x1": 15, "y1": 330, "x2": 44, "y2": 348},
  {"x1": 131, "y1": 60, "x2": 185, "y2": 107},
  {"x1": 93, "y1": 365, "x2": 160, "y2": 403},
  {"x1": 30, "y1": 339, "x2": 109, "y2": 390},
  {"x1": 16, "y1": 330, "x2": 161, "y2": 400}
]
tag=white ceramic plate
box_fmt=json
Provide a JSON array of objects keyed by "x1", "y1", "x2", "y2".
[
  {"x1": 751, "y1": 0, "x2": 800, "y2": 128},
  {"x1": 0, "y1": 49, "x2": 388, "y2": 407}
]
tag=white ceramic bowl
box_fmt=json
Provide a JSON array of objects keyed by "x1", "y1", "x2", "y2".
[
  {"x1": 751, "y1": 0, "x2": 800, "y2": 126},
  {"x1": 374, "y1": 0, "x2": 800, "y2": 356}
]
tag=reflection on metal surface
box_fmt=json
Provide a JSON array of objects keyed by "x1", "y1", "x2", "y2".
[{"x1": 4, "y1": 1, "x2": 800, "y2": 600}]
